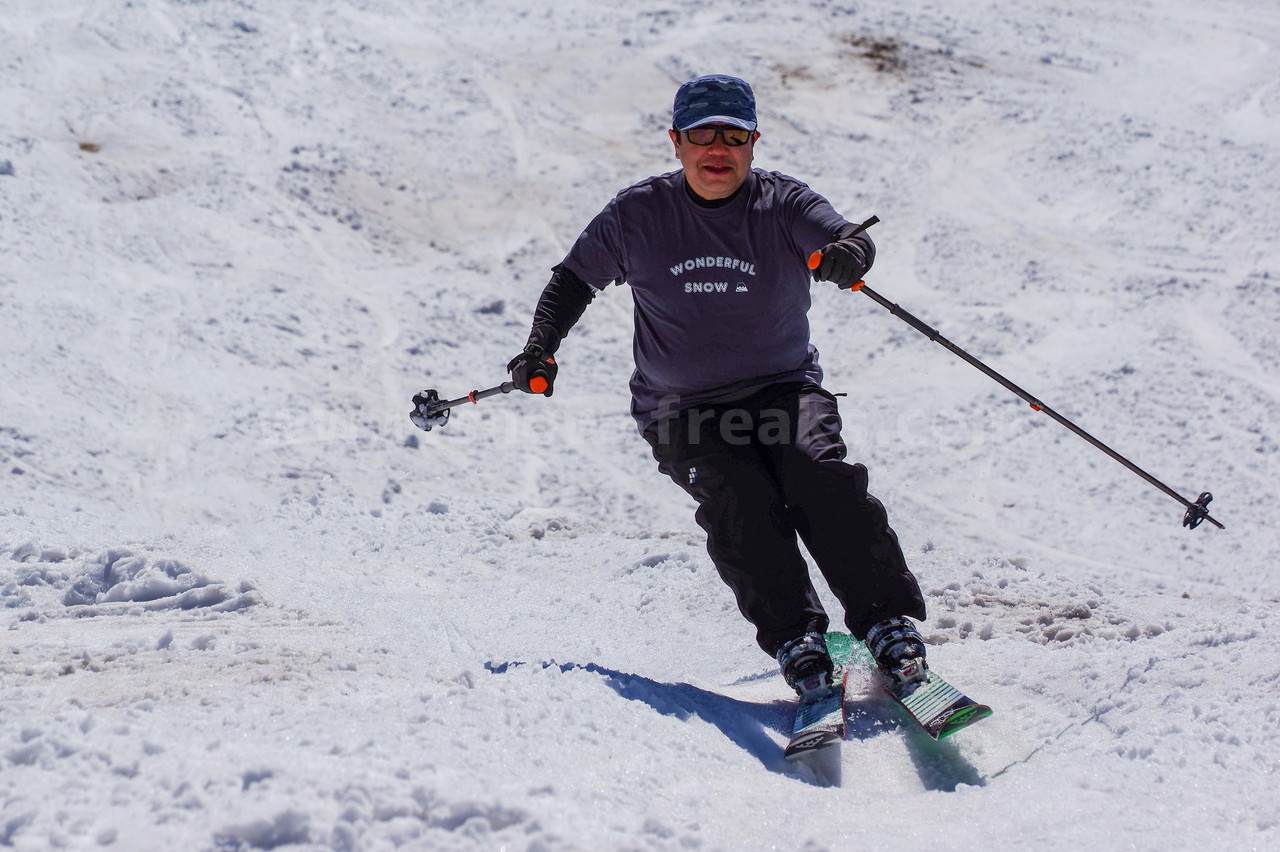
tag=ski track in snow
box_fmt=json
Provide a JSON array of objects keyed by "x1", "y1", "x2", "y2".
[{"x1": 3, "y1": 0, "x2": 1280, "y2": 849}]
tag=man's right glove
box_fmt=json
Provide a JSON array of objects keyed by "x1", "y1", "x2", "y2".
[{"x1": 507, "y1": 343, "x2": 558, "y2": 396}]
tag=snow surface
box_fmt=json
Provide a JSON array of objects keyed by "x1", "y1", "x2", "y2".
[{"x1": 2, "y1": 0, "x2": 1279, "y2": 849}]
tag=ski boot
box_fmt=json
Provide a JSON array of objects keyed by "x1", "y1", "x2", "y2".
[
  {"x1": 776, "y1": 632, "x2": 835, "y2": 699},
  {"x1": 865, "y1": 616, "x2": 929, "y2": 686}
]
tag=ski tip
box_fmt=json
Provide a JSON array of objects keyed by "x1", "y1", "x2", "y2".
[
  {"x1": 936, "y1": 703, "x2": 994, "y2": 739},
  {"x1": 784, "y1": 730, "x2": 841, "y2": 760}
]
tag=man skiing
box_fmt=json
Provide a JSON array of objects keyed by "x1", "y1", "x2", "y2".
[{"x1": 506, "y1": 74, "x2": 930, "y2": 697}]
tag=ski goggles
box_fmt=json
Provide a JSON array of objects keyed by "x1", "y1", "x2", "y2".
[{"x1": 679, "y1": 126, "x2": 754, "y2": 146}]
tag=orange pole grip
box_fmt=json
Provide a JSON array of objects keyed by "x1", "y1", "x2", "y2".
[{"x1": 529, "y1": 376, "x2": 549, "y2": 394}]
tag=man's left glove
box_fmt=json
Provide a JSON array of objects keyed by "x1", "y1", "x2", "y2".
[
  {"x1": 507, "y1": 344, "x2": 558, "y2": 397},
  {"x1": 811, "y1": 223, "x2": 875, "y2": 290},
  {"x1": 811, "y1": 240, "x2": 870, "y2": 289}
]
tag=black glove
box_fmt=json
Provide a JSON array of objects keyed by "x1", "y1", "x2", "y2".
[
  {"x1": 507, "y1": 344, "x2": 558, "y2": 396},
  {"x1": 812, "y1": 240, "x2": 870, "y2": 289},
  {"x1": 812, "y1": 222, "x2": 875, "y2": 289}
]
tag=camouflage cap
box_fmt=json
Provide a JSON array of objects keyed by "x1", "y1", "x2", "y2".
[{"x1": 672, "y1": 75, "x2": 757, "y2": 132}]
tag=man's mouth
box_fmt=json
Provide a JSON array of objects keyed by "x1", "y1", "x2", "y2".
[{"x1": 704, "y1": 165, "x2": 733, "y2": 175}]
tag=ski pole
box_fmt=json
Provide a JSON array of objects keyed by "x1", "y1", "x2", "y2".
[
  {"x1": 410, "y1": 378, "x2": 546, "y2": 432},
  {"x1": 809, "y1": 217, "x2": 1224, "y2": 530}
]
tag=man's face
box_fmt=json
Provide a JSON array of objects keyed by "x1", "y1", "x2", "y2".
[{"x1": 669, "y1": 125, "x2": 758, "y2": 201}]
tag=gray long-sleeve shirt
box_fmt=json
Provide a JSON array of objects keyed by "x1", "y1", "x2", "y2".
[{"x1": 562, "y1": 168, "x2": 867, "y2": 428}]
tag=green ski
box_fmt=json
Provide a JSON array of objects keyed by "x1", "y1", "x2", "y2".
[
  {"x1": 783, "y1": 632, "x2": 854, "y2": 759},
  {"x1": 849, "y1": 637, "x2": 992, "y2": 739}
]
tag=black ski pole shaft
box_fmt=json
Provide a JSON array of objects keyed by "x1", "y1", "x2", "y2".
[
  {"x1": 410, "y1": 381, "x2": 520, "y2": 432},
  {"x1": 807, "y1": 217, "x2": 1222, "y2": 529},
  {"x1": 851, "y1": 282, "x2": 1224, "y2": 530},
  {"x1": 431, "y1": 381, "x2": 517, "y2": 413}
]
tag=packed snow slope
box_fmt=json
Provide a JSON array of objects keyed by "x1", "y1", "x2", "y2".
[{"x1": 3, "y1": 0, "x2": 1279, "y2": 849}]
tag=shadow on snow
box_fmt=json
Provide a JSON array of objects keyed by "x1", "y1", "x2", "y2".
[
  {"x1": 846, "y1": 691, "x2": 988, "y2": 792},
  {"x1": 486, "y1": 659, "x2": 793, "y2": 774},
  {"x1": 485, "y1": 660, "x2": 984, "y2": 790}
]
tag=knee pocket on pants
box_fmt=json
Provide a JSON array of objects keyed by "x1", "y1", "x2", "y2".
[{"x1": 781, "y1": 458, "x2": 869, "y2": 504}]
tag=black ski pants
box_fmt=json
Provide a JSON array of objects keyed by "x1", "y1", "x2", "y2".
[{"x1": 642, "y1": 382, "x2": 926, "y2": 657}]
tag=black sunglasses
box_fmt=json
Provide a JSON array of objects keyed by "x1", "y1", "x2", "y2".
[{"x1": 678, "y1": 126, "x2": 754, "y2": 147}]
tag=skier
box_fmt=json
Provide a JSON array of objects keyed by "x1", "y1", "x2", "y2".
[{"x1": 507, "y1": 74, "x2": 930, "y2": 697}]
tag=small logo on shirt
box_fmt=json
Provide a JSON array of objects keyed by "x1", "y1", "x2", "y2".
[
  {"x1": 735, "y1": 283, "x2": 748, "y2": 292},
  {"x1": 688, "y1": 466, "x2": 699, "y2": 485}
]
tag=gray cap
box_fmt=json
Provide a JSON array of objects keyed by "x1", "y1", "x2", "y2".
[{"x1": 672, "y1": 75, "x2": 757, "y2": 131}]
